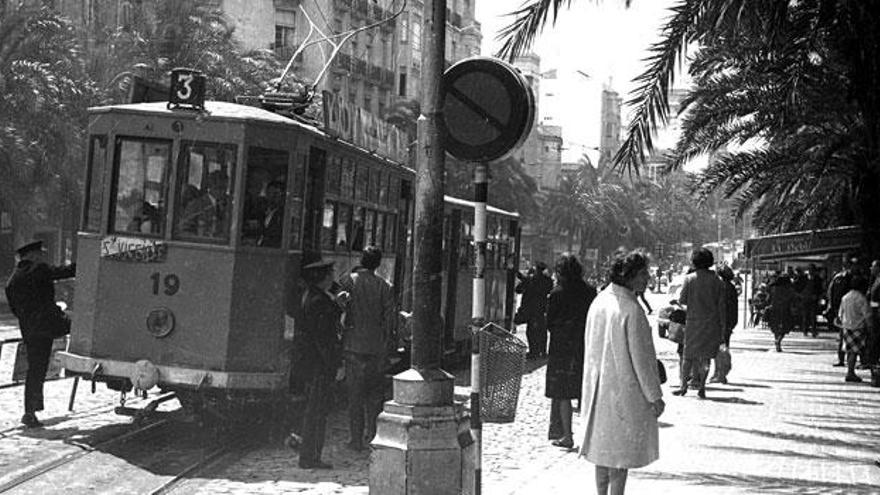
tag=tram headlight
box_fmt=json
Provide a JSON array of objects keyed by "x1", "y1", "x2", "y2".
[{"x1": 146, "y1": 307, "x2": 175, "y2": 338}]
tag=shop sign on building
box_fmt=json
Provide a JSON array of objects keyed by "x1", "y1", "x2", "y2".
[{"x1": 322, "y1": 91, "x2": 407, "y2": 163}]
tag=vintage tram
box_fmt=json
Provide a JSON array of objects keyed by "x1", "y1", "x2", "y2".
[{"x1": 58, "y1": 89, "x2": 520, "y2": 419}]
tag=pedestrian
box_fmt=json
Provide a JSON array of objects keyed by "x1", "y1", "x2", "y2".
[
  {"x1": 836, "y1": 275, "x2": 873, "y2": 383},
  {"x1": 545, "y1": 253, "x2": 596, "y2": 448},
  {"x1": 336, "y1": 246, "x2": 396, "y2": 451},
  {"x1": 799, "y1": 264, "x2": 823, "y2": 337},
  {"x1": 827, "y1": 254, "x2": 856, "y2": 366},
  {"x1": 767, "y1": 274, "x2": 797, "y2": 352},
  {"x1": 4, "y1": 240, "x2": 76, "y2": 428},
  {"x1": 296, "y1": 254, "x2": 344, "y2": 470},
  {"x1": 516, "y1": 261, "x2": 553, "y2": 358},
  {"x1": 673, "y1": 248, "x2": 726, "y2": 399},
  {"x1": 579, "y1": 249, "x2": 664, "y2": 495},
  {"x1": 710, "y1": 265, "x2": 738, "y2": 384}
]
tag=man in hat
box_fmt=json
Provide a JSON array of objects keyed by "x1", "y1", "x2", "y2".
[
  {"x1": 4, "y1": 240, "x2": 76, "y2": 427},
  {"x1": 296, "y1": 252, "x2": 344, "y2": 469}
]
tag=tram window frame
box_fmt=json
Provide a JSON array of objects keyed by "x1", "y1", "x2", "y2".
[
  {"x1": 369, "y1": 168, "x2": 381, "y2": 203},
  {"x1": 240, "y1": 147, "x2": 290, "y2": 249},
  {"x1": 340, "y1": 157, "x2": 355, "y2": 199},
  {"x1": 326, "y1": 155, "x2": 342, "y2": 195},
  {"x1": 385, "y1": 213, "x2": 397, "y2": 252},
  {"x1": 83, "y1": 135, "x2": 108, "y2": 233},
  {"x1": 288, "y1": 151, "x2": 307, "y2": 251},
  {"x1": 108, "y1": 136, "x2": 173, "y2": 238},
  {"x1": 320, "y1": 200, "x2": 337, "y2": 250},
  {"x1": 336, "y1": 202, "x2": 353, "y2": 250},
  {"x1": 172, "y1": 141, "x2": 238, "y2": 245}
]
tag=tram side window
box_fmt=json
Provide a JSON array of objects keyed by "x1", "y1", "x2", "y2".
[
  {"x1": 241, "y1": 147, "x2": 289, "y2": 248},
  {"x1": 364, "y1": 208, "x2": 376, "y2": 246},
  {"x1": 83, "y1": 135, "x2": 107, "y2": 232},
  {"x1": 370, "y1": 170, "x2": 381, "y2": 203},
  {"x1": 355, "y1": 165, "x2": 368, "y2": 201},
  {"x1": 321, "y1": 200, "x2": 336, "y2": 250},
  {"x1": 336, "y1": 203, "x2": 352, "y2": 250},
  {"x1": 351, "y1": 207, "x2": 365, "y2": 251},
  {"x1": 385, "y1": 213, "x2": 397, "y2": 251},
  {"x1": 110, "y1": 137, "x2": 172, "y2": 236},
  {"x1": 174, "y1": 142, "x2": 237, "y2": 243},
  {"x1": 341, "y1": 158, "x2": 355, "y2": 198},
  {"x1": 326, "y1": 156, "x2": 341, "y2": 195},
  {"x1": 375, "y1": 212, "x2": 385, "y2": 250}
]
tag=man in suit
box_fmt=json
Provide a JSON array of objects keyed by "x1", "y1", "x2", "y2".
[
  {"x1": 257, "y1": 180, "x2": 285, "y2": 248},
  {"x1": 4, "y1": 240, "x2": 76, "y2": 427},
  {"x1": 180, "y1": 170, "x2": 230, "y2": 238}
]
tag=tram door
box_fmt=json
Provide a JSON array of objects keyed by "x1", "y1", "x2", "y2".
[{"x1": 302, "y1": 147, "x2": 326, "y2": 252}]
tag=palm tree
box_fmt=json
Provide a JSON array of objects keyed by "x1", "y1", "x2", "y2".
[
  {"x1": 0, "y1": 3, "x2": 96, "y2": 244},
  {"x1": 497, "y1": 1, "x2": 880, "y2": 254},
  {"x1": 97, "y1": 0, "x2": 281, "y2": 104}
]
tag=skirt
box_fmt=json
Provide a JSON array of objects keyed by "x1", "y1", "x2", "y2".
[{"x1": 842, "y1": 327, "x2": 867, "y2": 354}]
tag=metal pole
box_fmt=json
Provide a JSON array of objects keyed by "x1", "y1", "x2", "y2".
[
  {"x1": 410, "y1": 0, "x2": 446, "y2": 371},
  {"x1": 471, "y1": 162, "x2": 488, "y2": 495}
]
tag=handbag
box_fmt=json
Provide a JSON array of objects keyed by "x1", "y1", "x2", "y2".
[
  {"x1": 666, "y1": 321, "x2": 685, "y2": 344},
  {"x1": 513, "y1": 306, "x2": 530, "y2": 325},
  {"x1": 657, "y1": 359, "x2": 667, "y2": 384}
]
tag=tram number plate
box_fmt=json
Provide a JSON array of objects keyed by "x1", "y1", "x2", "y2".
[{"x1": 150, "y1": 272, "x2": 180, "y2": 296}]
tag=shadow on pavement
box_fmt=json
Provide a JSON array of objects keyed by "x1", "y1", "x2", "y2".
[
  {"x1": 701, "y1": 396, "x2": 762, "y2": 405},
  {"x1": 723, "y1": 382, "x2": 771, "y2": 388},
  {"x1": 635, "y1": 468, "x2": 880, "y2": 494},
  {"x1": 702, "y1": 424, "x2": 877, "y2": 452},
  {"x1": 702, "y1": 444, "x2": 875, "y2": 465}
]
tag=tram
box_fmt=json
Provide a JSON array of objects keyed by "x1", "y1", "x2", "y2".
[{"x1": 57, "y1": 74, "x2": 520, "y2": 420}]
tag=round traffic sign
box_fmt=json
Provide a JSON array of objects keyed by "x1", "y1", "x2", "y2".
[{"x1": 441, "y1": 57, "x2": 535, "y2": 162}]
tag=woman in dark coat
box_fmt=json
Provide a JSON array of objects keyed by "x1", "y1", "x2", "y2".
[
  {"x1": 768, "y1": 275, "x2": 797, "y2": 352},
  {"x1": 545, "y1": 253, "x2": 597, "y2": 448}
]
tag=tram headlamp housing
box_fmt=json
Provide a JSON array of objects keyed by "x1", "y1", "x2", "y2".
[{"x1": 146, "y1": 307, "x2": 175, "y2": 338}]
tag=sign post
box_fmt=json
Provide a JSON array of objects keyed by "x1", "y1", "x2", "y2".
[{"x1": 441, "y1": 57, "x2": 534, "y2": 494}]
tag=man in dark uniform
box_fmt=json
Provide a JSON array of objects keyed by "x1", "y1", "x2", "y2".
[
  {"x1": 296, "y1": 253, "x2": 343, "y2": 469},
  {"x1": 4, "y1": 240, "x2": 76, "y2": 428}
]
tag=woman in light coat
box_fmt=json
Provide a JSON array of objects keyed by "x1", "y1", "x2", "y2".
[{"x1": 579, "y1": 250, "x2": 665, "y2": 495}]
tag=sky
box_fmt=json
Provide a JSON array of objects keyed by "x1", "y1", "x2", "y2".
[{"x1": 475, "y1": 0, "x2": 688, "y2": 163}]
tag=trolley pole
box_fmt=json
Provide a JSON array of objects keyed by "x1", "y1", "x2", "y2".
[{"x1": 471, "y1": 162, "x2": 488, "y2": 495}]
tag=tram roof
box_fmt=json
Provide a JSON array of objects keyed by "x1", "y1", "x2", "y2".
[
  {"x1": 89, "y1": 100, "x2": 412, "y2": 171},
  {"x1": 444, "y1": 195, "x2": 520, "y2": 218}
]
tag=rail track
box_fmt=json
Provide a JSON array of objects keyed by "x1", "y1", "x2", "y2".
[{"x1": 0, "y1": 416, "x2": 258, "y2": 494}]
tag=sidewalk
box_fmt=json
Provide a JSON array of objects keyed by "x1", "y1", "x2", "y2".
[{"x1": 492, "y1": 324, "x2": 880, "y2": 495}]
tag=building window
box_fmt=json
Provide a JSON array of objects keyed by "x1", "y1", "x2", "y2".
[
  {"x1": 275, "y1": 25, "x2": 296, "y2": 49},
  {"x1": 401, "y1": 15, "x2": 408, "y2": 43},
  {"x1": 399, "y1": 71, "x2": 407, "y2": 97},
  {"x1": 412, "y1": 18, "x2": 422, "y2": 54}
]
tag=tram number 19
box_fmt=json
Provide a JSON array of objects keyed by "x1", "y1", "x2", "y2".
[{"x1": 150, "y1": 272, "x2": 181, "y2": 296}]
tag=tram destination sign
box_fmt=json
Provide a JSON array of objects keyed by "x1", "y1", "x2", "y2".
[
  {"x1": 101, "y1": 236, "x2": 167, "y2": 263},
  {"x1": 441, "y1": 57, "x2": 535, "y2": 163}
]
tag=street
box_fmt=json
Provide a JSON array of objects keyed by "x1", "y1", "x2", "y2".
[{"x1": 0, "y1": 290, "x2": 877, "y2": 493}]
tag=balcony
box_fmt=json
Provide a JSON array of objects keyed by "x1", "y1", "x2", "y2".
[{"x1": 369, "y1": 64, "x2": 383, "y2": 83}]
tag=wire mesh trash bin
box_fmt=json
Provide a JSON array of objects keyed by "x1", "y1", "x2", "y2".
[{"x1": 478, "y1": 323, "x2": 528, "y2": 423}]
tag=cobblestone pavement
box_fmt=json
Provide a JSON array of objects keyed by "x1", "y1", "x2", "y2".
[{"x1": 2, "y1": 290, "x2": 879, "y2": 494}]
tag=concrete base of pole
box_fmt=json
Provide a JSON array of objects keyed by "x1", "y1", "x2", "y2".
[{"x1": 369, "y1": 368, "x2": 474, "y2": 495}]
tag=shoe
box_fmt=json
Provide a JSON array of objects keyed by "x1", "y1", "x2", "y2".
[
  {"x1": 708, "y1": 376, "x2": 722, "y2": 383},
  {"x1": 832, "y1": 362, "x2": 845, "y2": 367},
  {"x1": 551, "y1": 437, "x2": 574, "y2": 448},
  {"x1": 671, "y1": 388, "x2": 687, "y2": 396},
  {"x1": 845, "y1": 374, "x2": 863, "y2": 383},
  {"x1": 21, "y1": 413, "x2": 43, "y2": 428},
  {"x1": 697, "y1": 389, "x2": 706, "y2": 399},
  {"x1": 299, "y1": 459, "x2": 333, "y2": 469},
  {"x1": 857, "y1": 364, "x2": 871, "y2": 370},
  {"x1": 346, "y1": 441, "x2": 365, "y2": 452},
  {"x1": 775, "y1": 342, "x2": 782, "y2": 352}
]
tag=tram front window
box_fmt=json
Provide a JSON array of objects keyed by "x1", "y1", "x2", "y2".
[
  {"x1": 241, "y1": 147, "x2": 288, "y2": 248},
  {"x1": 174, "y1": 142, "x2": 236, "y2": 243},
  {"x1": 110, "y1": 138, "x2": 171, "y2": 236}
]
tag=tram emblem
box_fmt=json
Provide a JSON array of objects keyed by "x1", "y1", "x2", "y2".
[{"x1": 100, "y1": 236, "x2": 168, "y2": 263}]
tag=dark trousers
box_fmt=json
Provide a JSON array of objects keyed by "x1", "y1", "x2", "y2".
[
  {"x1": 24, "y1": 337, "x2": 53, "y2": 414},
  {"x1": 680, "y1": 357, "x2": 709, "y2": 390},
  {"x1": 344, "y1": 352, "x2": 385, "y2": 445},
  {"x1": 299, "y1": 371, "x2": 333, "y2": 464},
  {"x1": 526, "y1": 315, "x2": 547, "y2": 357}
]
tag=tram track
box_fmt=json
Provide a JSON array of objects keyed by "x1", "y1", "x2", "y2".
[{"x1": 0, "y1": 416, "x2": 258, "y2": 495}]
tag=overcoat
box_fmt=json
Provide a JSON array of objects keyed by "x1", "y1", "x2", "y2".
[
  {"x1": 5, "y1": 260, "x2": 76, "y2": 340},
  {"x1": 678, "y1": 269, "x2": 726, "y2": 359},
  {"x1": 578, "y1": 284, "x2": 662, "y2": 469}
]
